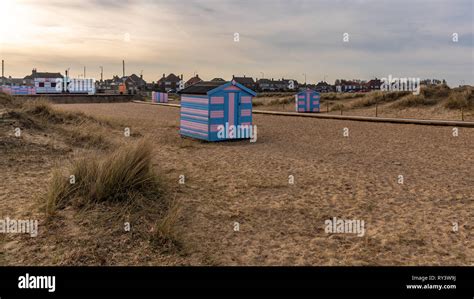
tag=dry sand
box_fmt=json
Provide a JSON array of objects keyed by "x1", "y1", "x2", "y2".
[{"x1": 2, "y1": 102, "x2": 473, "y2": 265}]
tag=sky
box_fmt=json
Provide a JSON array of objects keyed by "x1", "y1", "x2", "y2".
[{"x1": 0, "y1": 0, "x2": 472, "y2": 86}]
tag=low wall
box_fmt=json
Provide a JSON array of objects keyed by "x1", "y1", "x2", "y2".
[{"x1": 13, "y1": 94, "x2": 141, "y2": 104}]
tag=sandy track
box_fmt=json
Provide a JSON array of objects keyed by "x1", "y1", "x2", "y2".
[{"x1": 52, "y1": 103, "x2": 473, "y2": 265}]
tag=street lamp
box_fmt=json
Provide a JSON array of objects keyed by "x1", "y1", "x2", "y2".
[{"x1": 64, "y1": 68, "x2": 70, "y2": 92}]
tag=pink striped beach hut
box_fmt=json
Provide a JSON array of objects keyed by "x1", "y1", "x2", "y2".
[
  {"x1": 178, "y1": 80, "x2": 257, "y2": 141},
  {"x1": 151, "y1": 91, "x2": 168, "y2": 103},
  {"x1": 295, "y1": 88, "x2": 320, "y2": 112},
  {"x1": 0, "y1": 86, "x2": 36, "y2": 95}
]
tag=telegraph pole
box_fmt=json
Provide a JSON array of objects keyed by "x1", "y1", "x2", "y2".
[{"x1": 122, "y1": 60, "x2": 125, "y2": 77}]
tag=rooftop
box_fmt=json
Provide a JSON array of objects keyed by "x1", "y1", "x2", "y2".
[
  {"x1": 179, "y1": 81, "x2": 227, "y2": 95},
  {"x1": 24, "y1": 72, "x2": 63, "y2": 79}
]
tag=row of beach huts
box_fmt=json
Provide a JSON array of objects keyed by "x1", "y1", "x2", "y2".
[{"x1": 156, "y1": 79, "x2": 321, "y2": 142}]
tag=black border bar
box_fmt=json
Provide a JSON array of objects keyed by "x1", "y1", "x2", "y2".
[{"x1": 0, "y1": 266, "x2": 472, "y2": 298}]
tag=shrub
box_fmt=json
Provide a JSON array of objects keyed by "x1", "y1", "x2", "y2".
[
  {"x1": 21, "y1": 99, "x2": 68, "y2": 124},
  {"x1": 63, "y1": 124, "x2": 109, "y2": 149},
  {"x1": 151, "y1": 200, "x2": 182, "y2": 251},
  {"x1": 321, "y1": 93, "x2": 337, "y2": 101},
  {"x1": 391, "y1": 94, "x2": 439, "y2": 108},
  {"x1": 21, "y1": 99, "x2": 112, "y2": 127},
  {"x1": 46, "y1": 140, "x2": 159, "y2": 213},
  {"x1": 331, "y1": 103, "x2": 345, "y2": 111},
  {"x1": 350, "y1": 91, "x2": 410, "y2": 108},
  {"x1": 268, "y1": 96, "x2": 294, "y2": 105},
  {"x1": 253, "y1": 95, "x2": 294, "y2": 106},
  {"x1": 421, "y1": 85, "x2": 450, "y2": 99},
  {"x1": 444, "y1": 90, "x2": 473, "y2": 109},
  {"x1": 0, "y1": 92, "x2": 22, "y2": 108}
]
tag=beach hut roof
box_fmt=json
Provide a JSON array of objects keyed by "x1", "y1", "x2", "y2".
[
  {"x1": 179, "y1": 81, "x2": 225, "y2": 95},
  {"x1": 179, "y1": 80, "x2": 257, "y2": 96},
  {"x1": 298, "y1": 87, "x2": 317, "y2": 94}
]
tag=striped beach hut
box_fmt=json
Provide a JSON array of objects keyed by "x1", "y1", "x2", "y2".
[
  {"x1": 295, "y1": 88, "x2": 320, "y2": 112},
  {"x1": 179, "y1": 80, "x2": 257, "y2": 141},
  {"x1": 0, "y1": 86, "x2": 36, "y2": 95},
  {"x1": 151, "y1": 91, "x2": 168, "y2": 103}
]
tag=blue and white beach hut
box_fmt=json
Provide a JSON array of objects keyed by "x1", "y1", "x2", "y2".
[
  {"x1": 178, "y1": 80, "x2": 257, "y2": 141},
  {"x1": 295, "y1": 88, "x2": 320, "y2": 112}
]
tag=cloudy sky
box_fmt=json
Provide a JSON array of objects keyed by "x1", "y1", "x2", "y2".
[{"x1": 0, "y1": 0, "x2": 472, "y2": 85}]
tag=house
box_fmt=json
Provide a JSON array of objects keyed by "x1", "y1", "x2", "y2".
[
  {"x1": 0, "y1": 76, "x2": 30, "y2": 87},
  {"x1": 185, "y1": 74, "x2": 203, "y2": 87},
  {"x1": 335, "y1": 79, "x2": 366, "y2": 92},
  {"x1": 273, "y1": 79, "x2": 288, "y2": 91},
  {"x1": 96, "y1": 75, "x2": 121, "y2": 92},
  {"x1": 120, "y1": 74, "x2": 147, "y2": 94},
  {"x1": 96, "y1": 74, "x2": 146, "y2": 94},
  {"x1": 280, "y1": 78, "x2": 299, "y2": 91},
  {"x1": 158, "y1": 73, "x2": 183, "y2": 92},
  {"x1": 256, "y1": 78, "x2": 299, "y2": 91},
  {"x1": 127, "y1": 74, "x2": 147, "y2": 89},
  {"x1": 178, "y1": 80, "x2": 257, "y2": 141},
  {"x1": 295, "y1": 88, "x2": 320, "y2": 112},
  {"x1": 24, "y1": 69, "x2": 64, "y2": 93},
  {"x1": 256, "y1": 79, "x2": 274, "y2": 91},
  {"x1": 24, "y1": 69, "x2": 63, "y2": 90},
  {"x1": 315, "y1": 81, "x2": 334, "y2": 93},
  {"x1": 232, "y1": 75, "x2": 257, "y2": 91},
  {"x1": 256, "y1": 78, "x2": 283, "y2": 91},
  {"x1": 421, "y1": 79, "x2": 444, "y2": 86},
  {"x1": 366, "y1": 78, "x2": 382, "y2": 91},
  {"x1": 23, "y1": 69, "x2": 63, "y2": 93}
]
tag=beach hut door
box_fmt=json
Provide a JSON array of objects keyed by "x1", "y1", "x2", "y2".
[{"x1": 226, "y1": 92, "x2": 240, "y2": 137}]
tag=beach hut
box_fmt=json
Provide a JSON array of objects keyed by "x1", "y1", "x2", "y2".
[
  {"x1": 0, "y1": 86, "x2": 36, "y2": 95},
  {"x1": 151, "y1": 91, "x2": 168, "y2": 103},
  {"x1": 179, "y1": 80, "x2": 257, "y2": 141},
  {"x1": 295, "y1": 88, "x2": 320, "y2": 112}
]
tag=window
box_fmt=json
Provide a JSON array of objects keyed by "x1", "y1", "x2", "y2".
[
  {"x1": 51, "y1": 83, "x2": 56, "y2": 87},
  {"x1": 39, "y1": 82, "x2": 45, "y2": 87}
]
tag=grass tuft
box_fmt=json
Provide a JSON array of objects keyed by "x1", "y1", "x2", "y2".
[
  {"x1": 350, "y1": 91, "x2": 410, "y2": 108},
  {"x1": 391, "y1": 94, "x2": 439, "y2": 108},
  {"x1": 444, "y1": 89, "x2": 473, "y2": 109},
  {"x1": 331, "y1": 103, "x2": 345, "y2": 111},
  {"x1": 151, "y1": 199, "x2": 183, "y2": 251},
  {"x1": 46, "y1": 140, "x2": 159, "y2": 213}
]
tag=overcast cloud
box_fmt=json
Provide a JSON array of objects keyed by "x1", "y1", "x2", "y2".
[{"x1": 0, "y1": 0, "x2": 472, "y2": 85}]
